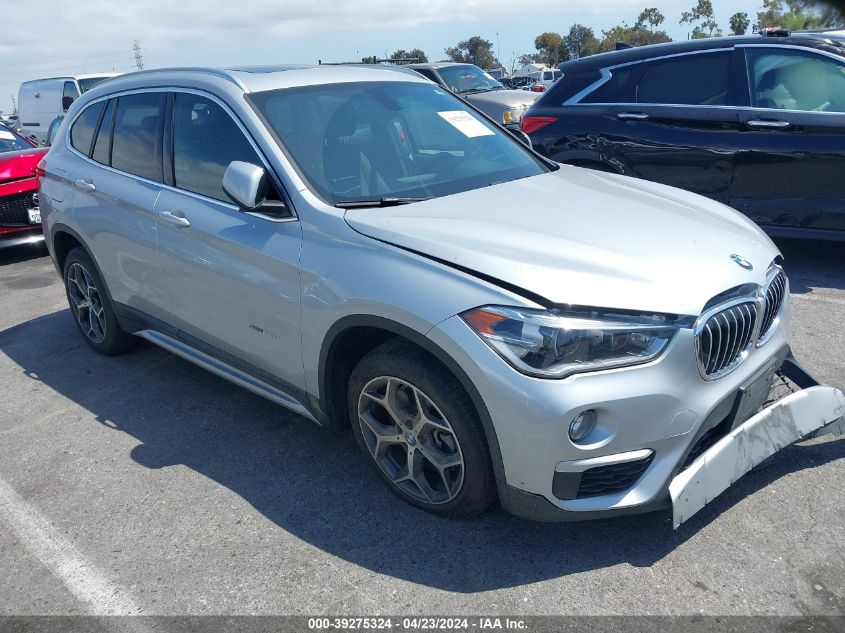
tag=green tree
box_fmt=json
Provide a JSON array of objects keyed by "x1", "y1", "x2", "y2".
[
  {"x1": 635, "y1": 7, "x2": 666, "y2": 29},
  {"x1": 389, "y1": 49, "x2": 428, "y2": 63},
  {"x1": 754, "y1": 0, "x2": 843, "y2": 31},
  {"x1": 534, "y1": 32, "x2": 564, "y2": 67},
  {"x1": 444, "y1": 36, "x2": 499, "y2": 69},
  {"x1": 564, "y1": 24, "x2": 600, "y2": 59},
  {"x1": 680, "y1": 0, "x2": 722, "y2": 38},
  {"x1": 729, "y1": 11, "x2": 750, "y2": 34}
]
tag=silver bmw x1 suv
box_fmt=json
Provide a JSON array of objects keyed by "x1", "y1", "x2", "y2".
[{"x1": 39, "y1": 65, "x2": 844, "y2": 527}]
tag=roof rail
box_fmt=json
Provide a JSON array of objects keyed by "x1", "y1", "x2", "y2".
[{"x1": 105, "y1": 67, "x2": 249, "y2": 91}]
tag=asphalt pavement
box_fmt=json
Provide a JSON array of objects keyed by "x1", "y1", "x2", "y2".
[{"x1": 0, "y1": 238, "x2": 842, "y2": 616}]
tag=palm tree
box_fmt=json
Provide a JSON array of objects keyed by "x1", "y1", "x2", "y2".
[{"x1": 730, "y1": 11, "x2": 750, "y2": 35}]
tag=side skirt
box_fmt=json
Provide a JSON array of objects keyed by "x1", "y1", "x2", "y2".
[{"x1": 135, "y1": 329, "x2": 318, "y2": 424}]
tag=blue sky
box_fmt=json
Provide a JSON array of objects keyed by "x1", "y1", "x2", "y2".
[{"x1": 1, "y1": 0, "x2": 758, "y2": 113}]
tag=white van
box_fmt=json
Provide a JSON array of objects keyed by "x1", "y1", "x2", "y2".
[{"x1": 17, "y1": 73, "x2": 120, "y2": 144}]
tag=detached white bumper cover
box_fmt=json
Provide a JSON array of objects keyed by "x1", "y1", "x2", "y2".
[{"x1": 670, "y1": 386, "x2": 845, "y2": 528}]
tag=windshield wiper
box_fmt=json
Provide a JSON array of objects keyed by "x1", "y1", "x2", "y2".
[
  {"x1": 458, "y1": 87, "x2": 495, "y2": 95},
  {"x1": 335, "y1": 197, "x2": 432, "y2": 209}
]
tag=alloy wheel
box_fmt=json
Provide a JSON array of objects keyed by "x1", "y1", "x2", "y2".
[
  {"x1": 66, "y1": 262, "x2": 107, "y2": 344},
  {"x1": 357, "y1": 376, "x2": 465, "y2": 504}
]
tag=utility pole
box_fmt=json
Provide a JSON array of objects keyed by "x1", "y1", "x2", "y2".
[
  {"x1": 10, "y1": 94, "x2": 16, "y2": 115},
  {"x1": 133, "y1": 40, "x2": 145, "y2": 71}
]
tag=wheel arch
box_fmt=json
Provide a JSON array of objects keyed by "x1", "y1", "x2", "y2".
[{"x1": 318, "y1": 314, "x2": 506, "y2": 484}]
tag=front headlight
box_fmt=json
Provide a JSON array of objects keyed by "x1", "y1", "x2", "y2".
[
  {"x1": 502, "y1": 105, "x2": 527, "y2": 124},
  {"x1": 461, "y1": 306, "x2": 679, "y2": 379}
]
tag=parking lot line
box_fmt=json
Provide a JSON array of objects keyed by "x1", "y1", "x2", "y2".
[{"x1": 0, "y1": 476, "x2": 140, "y2": 615}]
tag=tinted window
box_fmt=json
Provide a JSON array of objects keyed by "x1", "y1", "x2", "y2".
[
  {"x1": 111, "y1": 93, "x2": 164, "y2": 182},
  {"x1": 63, "y1": 82, "x2": 79, "y2": 110},
  {"x1": 92, "y1": 99, "x2": 115, "y2": 165},
  {"x1": 547, "y1": 70, "x2": 601, "y2": 102},
  {"x1": 747, "y1": 48, "x2": 845, "y2": 112},
  {"x1": 70, "y1": 101, "x2": 105, "y2": 156},
  {"x1": 172, "y1": 93, "x2": 263, "y2": 202},
  {"x1": 637, "y1": 52, "x2": 731, "y2": 105},
  {"x1": 582, "y1": 67, "x2": 636, "y2": 103},
  {"x1": 250, "y1": 81, "x2": 546, "y2": 205}
]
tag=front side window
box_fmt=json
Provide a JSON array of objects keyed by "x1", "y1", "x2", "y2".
[
  {"x1": 747, "y1": 48, "x2": 845, "y2": 113},
  {"x1": 172, "y1": 93, "x2": 264, "y2": 202},
  {"x1": 70, "y1": 100, "x2": 105, "y2": 156},
  {"x1": 111, "y1": 93, "x2": 164, "y2": 182},
  {"x1": 637, "y1": 51, "x2": 731, "y2": 106},
  {"x1": 250, "y1": 81, "x2": 547, "y2": 205}
]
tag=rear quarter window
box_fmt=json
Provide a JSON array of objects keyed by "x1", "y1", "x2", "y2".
[
  {"x1": 70, "y1": 101, "x2": 105, "y2": 156},
  {"x1": 543, "y1": 69, "x2": 601, "y2": 104}
]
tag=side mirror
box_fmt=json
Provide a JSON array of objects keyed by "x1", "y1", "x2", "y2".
[
  {"x1": 223, "y1": 161, "x2": 268, "y2": 210},
  {"x1": 222, "y1": 161, "x2": 289, "y2": 217},
  {"x1": 62, "y1": 96, "x2": 74, "y2": 111}
]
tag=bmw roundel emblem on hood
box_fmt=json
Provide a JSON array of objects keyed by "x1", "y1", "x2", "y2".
[{"x1": 730, "y1": 254, "x2": 753, "y2": 270}]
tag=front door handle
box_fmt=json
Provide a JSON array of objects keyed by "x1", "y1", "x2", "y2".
[
  {"x1": 157, "y1": 210, "x2": 191, "y2": 228},
  {"x1": 747, "y1": 119, "x2": 790, "y2": 130},
  {"x1": 73, "y1": 178, "x2": 96, "y2": 192},
  {"x1": 617, "y1": 112, "x2": 650, "y2": 120}
]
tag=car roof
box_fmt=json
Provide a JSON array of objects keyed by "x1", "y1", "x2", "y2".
[
  {"x1": 80, "y1": 64, "x2": 429, "y2": 97},
  {"x1": 406, "y1": 62, "x2": 478, "y2": 70},
  {"x1": 560, "y1": 32, "x2": 845, "y2": 73}
]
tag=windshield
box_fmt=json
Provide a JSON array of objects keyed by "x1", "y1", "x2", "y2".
[
  {"x1": 77, "y1": 77, "x2": 110, "y2": 93},
  {"x1": 250, "y1": 81, "x2": 548, "y2": 205},
  {"x1": 0, "y1": 126, "x2": 32, "y2": 153},
  {"x1": 437, "y1": 65, "x2": 503, "y2": 94}
]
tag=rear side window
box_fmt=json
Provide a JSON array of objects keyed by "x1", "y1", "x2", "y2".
[
  {"x1": 582, "y1": 67, "x2": 636, "y2": 103},
  {"x1": 172, "y1": 93, "x2": 264, "y2": 202},
  {"x1": 92, "y1": 99, "x2": 115, "y2": 165},
  {"x1": 547, "y1": 69, "x2": 601, "y2": 103},
  {"x1": 70, "y1": 101, "x2": 105, "y2": 156},
  {"x1": 111, "y1": 93, "x2": 165, "y2": 182},
  {"x1": 637, "y1": 52, "x2": 731, "y2": 105}
]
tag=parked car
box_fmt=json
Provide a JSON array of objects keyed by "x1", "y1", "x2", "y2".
[
  {"x1": 17, "y1": 73, "x2": 120, "y2": 144},
  {"x1": 538, "y1": 68, "x2": 563, "y2": 89},
  {"x1": 407, "y1": 62, "x2": 538, "y2": 128},
  {"x1": 0, "y1": 124, "x2": 47, "y2": 248},
  {"x1": 40, "y1": 66, "x2": 844, "y2": 526},
  {"x1": 522, "y1": 30, "x2": 845, "y2": 241}
]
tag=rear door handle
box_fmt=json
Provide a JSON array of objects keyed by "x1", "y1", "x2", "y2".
[
  {"x1": 157, "y1": 210, "x2": 191, "y2": 228},
  {"x1": 617, "y1": 112, "x2": 650, "y2": 120},
  {"x1": 747, "y1": 119, "x2": 790, "y2": 129},
  {"x1": 73, "y1": 178, "x2": 96, "y2": 192}
]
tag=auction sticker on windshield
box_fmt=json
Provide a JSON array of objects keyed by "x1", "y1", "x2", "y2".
[{"x1": 437, "y1": 111, "x2": 494, "y2": 138}]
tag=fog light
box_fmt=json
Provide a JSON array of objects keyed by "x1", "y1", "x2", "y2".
[{"x1": 569, "y1": 410, "x2": 597, "y2": 443}]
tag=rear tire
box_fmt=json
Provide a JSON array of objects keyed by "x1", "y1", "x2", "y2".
[
  {"x1": 348, "y1": 339, "x2": 496, "y2": 518},
  {"x1": 63, "y1": 247, "x2": 134, "y2": 356}
]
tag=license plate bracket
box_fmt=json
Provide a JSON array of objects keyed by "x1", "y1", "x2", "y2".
[
  {"x1": 27, "y1": 207, "x2": 41, "y2": 224},
  {"x1": 730, "y1": 359, "x2": 778, "y2": 430}
]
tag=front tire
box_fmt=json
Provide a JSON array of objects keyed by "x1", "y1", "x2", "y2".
[
  {"x1": 348, "y1": 340, "x2": 496, "y2": 518},
  {"x1": 63, "y1": 247, "x2": 134, "y2": 356}
]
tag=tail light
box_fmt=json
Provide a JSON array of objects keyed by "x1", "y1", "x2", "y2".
[
  {"x1": 35, "y1": 158, "x2": 47, "y2": 179},
  {"x1": 520, "y1": 116, "x2": 557, "y2": 135},
  {"x1": 530, "y1": 84, "x2": 546, "y2": 92}
]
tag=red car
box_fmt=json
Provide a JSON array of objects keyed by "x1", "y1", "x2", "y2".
[{"x1": 0, "y1": 124, "x2": 48, "y2": 249}]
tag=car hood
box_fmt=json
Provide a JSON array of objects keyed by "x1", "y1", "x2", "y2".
[
  {"x1": 344, "y1": 166, "x2": 780, "y2": 316},
  {"x1": 464, "y1": 89, "x2": 539, "y2": 109},
  {"x1": 0, "y1": 147, "x2": 48, "y2": 182}
]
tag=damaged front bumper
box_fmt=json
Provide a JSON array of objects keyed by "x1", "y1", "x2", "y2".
[{"x1": 670, "y1": 384, "x2": 845, "y2": 528}]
